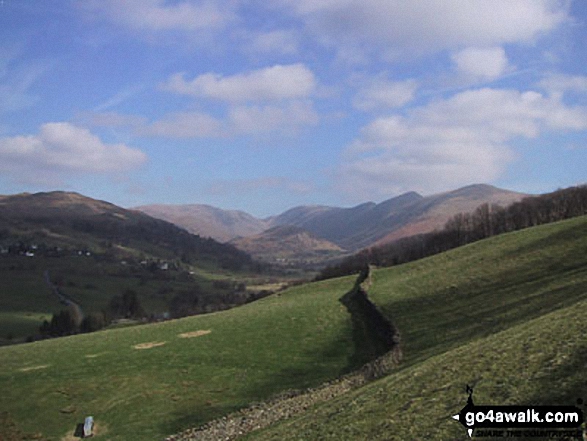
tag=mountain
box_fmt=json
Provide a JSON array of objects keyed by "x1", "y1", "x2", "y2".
[
  {"x1": 134, "y1": 204, "x2": 270, "y2": 242},
  {"x1": 372, "y1": 184, "x2": 528, "y2": 247},
  {"x1": 268, "y1": 191, "x2": 425, "y2": 250},
  {"x1": 0, "y1": 191, "x2": 253, "y2": 269},
  {"x1": 269, "y1": 184, "x2": 527, "y2": 250},
  {"x1": 230, "y1": 225, "x2": 344, "y2": 265},
  {"x1": 134, "y1": 184, "x2": 528, "y2": 254}
]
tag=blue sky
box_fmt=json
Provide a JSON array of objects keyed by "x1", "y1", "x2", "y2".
[{"x1": 1, "y1": 0, "x2": 586, "y2": 217}]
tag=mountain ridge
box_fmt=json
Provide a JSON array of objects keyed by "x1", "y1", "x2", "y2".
[{"x1": 135, "y1": 184, "x2": 528, "y2": 252}]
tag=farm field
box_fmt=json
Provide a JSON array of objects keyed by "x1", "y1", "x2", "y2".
[{"x1": 0, "y1": 215, "x2": 586, "y2": 440}]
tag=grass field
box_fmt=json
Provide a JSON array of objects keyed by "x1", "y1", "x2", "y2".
[
  {"x1": 0, "y1": 275, "x2": 358, "y2": 440},
  {"x1": 1, "y1": 215, "x2": 586, "y2": 440}
]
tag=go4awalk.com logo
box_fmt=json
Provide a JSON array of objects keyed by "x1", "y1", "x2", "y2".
[{"x1": 452, "y1": 386, "x2": 586, "y2": 439}]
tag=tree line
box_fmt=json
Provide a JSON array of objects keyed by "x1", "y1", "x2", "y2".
[
  {"x1": 37, "y1": 289, "x2": 144, "y2": 338},
  {"x1": 317, "y1": 184, "x2": 587, "y2": 281}
]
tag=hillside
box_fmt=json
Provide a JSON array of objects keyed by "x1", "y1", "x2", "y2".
[
  {"x1": 1, "y1": 215, "x2": 585, "y2": 440},
  {"x1": 0, "y1": 192, "x2": 264, "y2": 343},
  {"x1": 230, "y1": 225, "x2": 345, "y2": 266},
  {"x1": 248, "y1": 297, "x2": 587, "y2": 440},
  {"x1": 135, "y1": 184, "x2": 526, "y2": 254},
  {"x1": 135, "y1": 204, "x2": 270, "y2": 242},
  {"x1": 373, "y1": 184, "x2": 528, "y2": 246},
  {"x1": 0, "y1": 191, "x2": 253, "y2": 268}
]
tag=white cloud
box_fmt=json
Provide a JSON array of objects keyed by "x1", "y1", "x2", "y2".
[
  {"x1": 353, "y1": 78, "x2": 418, "y2": 111},
  {"x1": 276, "y1": 0, "x2": 568, "y2": 56},
  {"x1": 82, "y1": 0, "x2": 234, "y2": 32},
  {"x1": 0, "y1": 123, "x2": 147, "y2": 179},
  {"x1": 452, "y1": 47, "x2": 510, "y2": 80},
  {"x1": 341, "y1": 87, "x2": 587, "y2": 200},
  {"x1": 163, "y1": 64, "x2": 316, "y2": 102}
]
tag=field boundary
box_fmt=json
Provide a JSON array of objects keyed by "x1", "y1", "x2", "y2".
[{"x1": 165, "y1": 268, "x2": 402, "y2": 441}]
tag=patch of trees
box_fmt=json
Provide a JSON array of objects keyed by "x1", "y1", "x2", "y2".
[
  {"x1": 169, "y1": 283, "x2": 271, "y2": 318},
  {"x1": 107, "y1": 289, "x2": 145, "y2": 320},
  {"x1": 317, "y1": 185, "x2": 587, "y2": 281},
  {"x1": 36, "y1": 290, "x2": 145, "y2": 340},
  {"x1": 38, "y1": 307, "x2": 106, "y2": 338}
]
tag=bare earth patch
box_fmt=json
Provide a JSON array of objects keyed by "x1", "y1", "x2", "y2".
[
  {"x1": 133, "y1": 341, "x2": 167, "y2": 350},
  {"x1": 19, "y1": 365, "x2": 49, "y2": 372},
  {"x1": 178, "y1": 330, "x2": 211, "y2": 339},
  {"x1": 85, "y1": 353, "x2": 103, "y2": 358}
]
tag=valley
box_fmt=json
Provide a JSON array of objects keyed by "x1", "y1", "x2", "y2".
[{"x1": 1, "y1": 212, "x2": 586, "y2": 440}]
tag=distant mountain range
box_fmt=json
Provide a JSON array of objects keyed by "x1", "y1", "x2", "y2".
[
  {"x1": 136, "y1": 204, "x2": 270, "y2": 243},
  {"x1": 135, "y1": 184, "x2": 528, "y2": 256}
]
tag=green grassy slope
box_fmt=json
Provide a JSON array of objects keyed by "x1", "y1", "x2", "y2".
[
  {"x1": 246, "y1": 215, "x2": 587, "y2": 440},
  {"x1": 1, "y1": 216, "x2": 585, "y2": 440},
  {"x1": 247, "y1": 297, "x2": 587, "y2": 440},
  {"x1": 0, "y1": 276, "x2": 358, "y2": 441},
  {"x1": 368, "y1": 214, "x2": 587, "y2": 366}
]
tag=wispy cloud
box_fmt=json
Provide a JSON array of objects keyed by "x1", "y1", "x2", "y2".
[
  {"x1": 0, "y1": 50, "x2": 48, "y2": 113},
  {"x1": 88, "y1": 100, "x2": 319, "y2": 139},
  {"x1": 245, "y1": 30, "x2": 299, "y2": 56},
  {"x1": 81, "y1": 0, "x2": 236, "y2": 32},
  {"x1": 353, "y1": 77, "x2": 418, "y2": 111},
  {"x1": 141, "y1": 111, "x2": 223, "y2": 138},
  {"x1": 93, "y1": 84, "x2": 147, "y2": 112}
]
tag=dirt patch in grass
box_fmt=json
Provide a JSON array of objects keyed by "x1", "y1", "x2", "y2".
[
  {"x1": 85, "y1": 353, "x2": 104, "y2": 358},
  {"x1": 178, "y1": 330, "x2": 211, "y2": 339},
  {"x1": 19, "y1": 365, "x2": 49, "y2": 372},
  {"x1": 133, "y1": 341, "x2": 167, "y2": 350}
]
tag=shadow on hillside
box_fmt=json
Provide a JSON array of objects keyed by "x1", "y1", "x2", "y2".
[
  {"x1": 479, "y1": 345, "x2": 587, "y2": 441},
  {"x1": 158, "y1": 331, "x2": 358, "y2": 438},
  {"x1": 374, "y1": 259, "x2": 587, "y2": 366},
  {"x1": 508, "y1": 221, "x2": 587, "y2": 259},
  {"x1": 526, "y1": 343, "x2": 587, "y2": 406}
]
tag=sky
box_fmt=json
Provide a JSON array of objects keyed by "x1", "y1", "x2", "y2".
[{"x1": 0, "y1": 0, "x2": 586, "y2": 217}]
